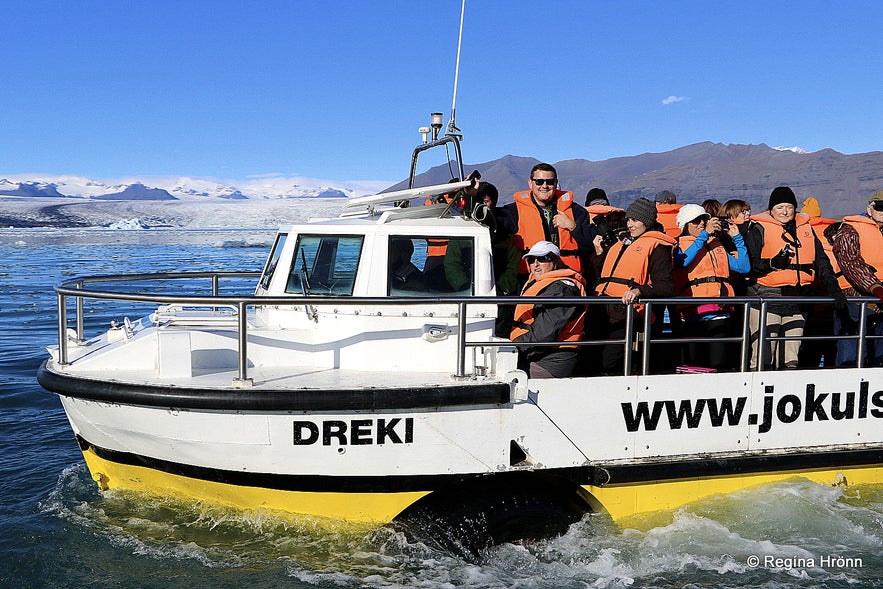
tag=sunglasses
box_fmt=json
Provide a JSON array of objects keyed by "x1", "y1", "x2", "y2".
[
  {"x1": 871, "y1": 201, "x2": 883, "y2": 212},
  {"x1": 531, "y1": 178, "x2": 557, "y2": 186},
  {"x1": 526, "y1": 254, "x2": 555, "y2": 264}
]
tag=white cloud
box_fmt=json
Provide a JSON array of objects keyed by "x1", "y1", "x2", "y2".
[{"x1": 662, "y1": 95, "x2": 687, "y2": 105}]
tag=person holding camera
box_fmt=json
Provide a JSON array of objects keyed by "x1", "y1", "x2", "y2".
[
  {"x1": 584, "y1": 187, "x2": 624, "y2": 222},
  {"x1": 745, "y1": 186, "x2": 845, "y2": 369},
  {"x1": 673, "y1": 204, "x2": 750, "y2": 370}
]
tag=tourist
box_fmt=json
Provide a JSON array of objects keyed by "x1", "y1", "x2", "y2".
[
  {"x1": 510, "y1": 241, "x2": 587, "y2": 378},
  {"x1": 498, "y1": 163, "x2": 596, "y2": 286},
  {"x1": 829, "y1": 190, "x2": 883, "y2": 366},
  {"x1": 655, "y1": 190, "x2": 683, "y2": 238},
  {"x1": 594, "y1": 197, "x2": 676, "y2": 374},
  {"x1": 745, "y1": 186, "x2": 845, "y2": 369},
  {"x1": 673, "y1": 204, "x2": 749, "y2": 370}
]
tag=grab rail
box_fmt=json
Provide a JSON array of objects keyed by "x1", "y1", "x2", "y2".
[{"x1": 51, "y1": 271, "x2": 882, "y2": 380}]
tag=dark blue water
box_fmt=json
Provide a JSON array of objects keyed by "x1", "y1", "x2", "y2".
[{"x1": 2, "y1": 228, "x2": 883, "y2": 588}]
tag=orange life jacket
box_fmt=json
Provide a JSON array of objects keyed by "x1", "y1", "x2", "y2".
[
  {"x1": 675, "y1": 234, "x2": 733, "y2": 318},
  {"x1": 426, "y1": 238, "x2": 449, "y2": 258},
  {"x1": 513, "y1": 190, "x2": 582, "y2": 274},
  {"x1": 424, "y1": 194, "x2": 453, "y2": 207},
  {"x1": 675, "y1": 235, "x2": 733, "y2": 297},
  {"x1": 807, "y1": 217, "x2": 848, "y2": 289},
  {"x1": 656, "y1": 203, "x2": 683, "y2": 238},
  {"x1": 751, "y1": 212, "x2": 817, "y2": 287},
  {"x1": 510, "y1": 268, "x2": 587, "y2": 344},
  {"x1": 595, "y1": 230, "x2": 676, "y2": 316},
  {"x1": 586, "y1": 204, "x2": 624, "y2": 223},
  {"x1": 843, "y1": 214, "x2": 883, "y2": 284}
]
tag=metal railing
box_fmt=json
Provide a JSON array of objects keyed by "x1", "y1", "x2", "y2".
[{"x1": 52, "y1": 271, "x2": 883, "y2": 381}]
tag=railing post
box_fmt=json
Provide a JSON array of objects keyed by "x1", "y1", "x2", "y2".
[
  {"x1": 212, "y1": 274, "x2": 220, "y2": 296},
  {"x1": 455, "y1": 301, "x2": 468, "y2": 378},
  {"x1": 233, "y1": 301, "x2": 253, "y2": 387},
  {"x1": 641, "y1": 302, "x2": 653, "y2": 376},
  {"x1": 623, "y1": 304, "x2": 634, "y2": 376},
  {"x1": 857, "y1": 301, "x2": 867, "y2": 369},
  {"x1": 740, "y1": 300, "x2": 751, "y2": 372},
  {"x1": 756, "y1": 300, "x2": 768, "y2": 371},
  {"x1": 75, "y1": 281, "x2": 84, "y2": 342},
  {"x1": 57, "y1": 292, "x2": 69, "y2": 366}
]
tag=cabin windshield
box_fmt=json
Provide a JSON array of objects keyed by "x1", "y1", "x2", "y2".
[
  {"x1": 258, "y1": 233, "x2": 287, "y2": 292},
  {"x1": 389, "y1": 236, "x2": 474, "y2": 296},
  {"x1": 286, "y1": 235, "x2": 364, "y2": 296}
]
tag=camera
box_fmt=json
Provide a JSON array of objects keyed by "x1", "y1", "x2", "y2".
[
  {"x1": 592, "y1": 214, "x2": 621, "y2": 248},
  {"x1": 716, "y1": 217, "x2": 730, "y2": 231}
]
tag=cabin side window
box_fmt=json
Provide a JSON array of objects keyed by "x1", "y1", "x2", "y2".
[
  {"x1": 286, "y1": 235, "x2": 364, "y2": 296},
  {"x1": 388, "y1": 236, "x2": 473, "y2": 296},
  {"x1": 257, "y1": 233, "x2": 287, "y2": 292}
]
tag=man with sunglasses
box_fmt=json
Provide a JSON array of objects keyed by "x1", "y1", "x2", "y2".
[
  {"x1": 745, "y1": 186, "x2": 844, "y2": 369},
  {"x1": 828, "y1": 190, "x2": 883, "y2": 366},
  {"x1": 498, "y1": 163, "x2": 596, "y2": 287}
]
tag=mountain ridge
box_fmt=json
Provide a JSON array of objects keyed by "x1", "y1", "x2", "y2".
[{"x1": 4, "y1": 142, "x2": 883, "y2": 217}]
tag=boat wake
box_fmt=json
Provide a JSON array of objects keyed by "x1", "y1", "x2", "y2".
[{"x1": 37, "y1": 466, "x2": 883, "y2": 588}]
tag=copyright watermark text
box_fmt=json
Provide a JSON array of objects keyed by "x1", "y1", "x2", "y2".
[{"x1": 746, "y1": 554, "x2": 863, "y2": 569}]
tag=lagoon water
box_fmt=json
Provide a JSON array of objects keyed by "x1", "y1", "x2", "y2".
[{"x1": 2, "y1": 228, "x2": 882, "y2": 589}]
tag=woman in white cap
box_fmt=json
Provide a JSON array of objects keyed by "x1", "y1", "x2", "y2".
[
  {"x1": 510, "y1": 241, "x2": 587, "y2": 378},
  {"x1": 674, "y1": 203, "x2": 749, "y2": 370}
]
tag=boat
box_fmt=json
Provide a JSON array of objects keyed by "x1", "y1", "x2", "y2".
[{"x1": 37, "y1": 111, "x2": 883, "y2": 556}]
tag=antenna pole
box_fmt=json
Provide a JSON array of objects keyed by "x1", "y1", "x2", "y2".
[{"x1": 448, "y1": 0, "x2": 465, "y2": 137}]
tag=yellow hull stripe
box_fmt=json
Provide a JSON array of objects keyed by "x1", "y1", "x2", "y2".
[
  {"x1": 82, "y1": 447, "x2": 428, "y2": 523},
  {"x1": 586, "y1": 464, "x2": 883, "y2": 522}
]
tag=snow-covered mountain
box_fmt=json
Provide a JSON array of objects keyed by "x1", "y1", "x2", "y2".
[{"x1": 0, "y1": 174, "x2": 391, "y2": 200}]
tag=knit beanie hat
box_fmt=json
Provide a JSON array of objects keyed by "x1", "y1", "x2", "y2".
[
  {"x1": 585, "y1": 187, "x2": 609, "y2": 207},
  {"x1": 626, "y1": 197, "x2": 658, "y2": 228},
  {"x1": 655, "y1": 190, "x2": 677, "y2": 204},
  {"x1": 768, "y1": 186, "x2": 797, "y2": 210}
]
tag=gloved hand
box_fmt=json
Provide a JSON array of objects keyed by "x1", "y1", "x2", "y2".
[{"x1": 770, "y1": 247, "x2": 792, "y2": 270}]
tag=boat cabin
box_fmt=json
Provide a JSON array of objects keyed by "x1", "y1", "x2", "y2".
[{"x1": 246, "y1": 198, "x2": 506, "y2": 375}]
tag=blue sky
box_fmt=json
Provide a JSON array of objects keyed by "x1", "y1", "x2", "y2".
[{"x1": 3, "y1": 1, "x2": 882, "y2": 186}]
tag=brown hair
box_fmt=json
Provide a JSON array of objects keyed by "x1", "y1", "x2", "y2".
[
  {"x1": 721, "y1": 199, "x2": 750, "y2": 220},
  {"x1": 701, "y1": 199, "x2": 722, "y2": 216}
]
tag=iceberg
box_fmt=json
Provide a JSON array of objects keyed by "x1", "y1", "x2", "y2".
[{"x1": 107, "y1": 218, "x2": 149, "y2": 230}]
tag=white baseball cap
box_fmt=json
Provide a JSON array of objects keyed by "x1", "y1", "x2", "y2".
[{"x1": 522, "y1": 241, "x2": 561, "y2": 259}]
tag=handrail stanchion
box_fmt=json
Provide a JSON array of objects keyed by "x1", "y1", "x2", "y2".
[
  {"x1": 740, "y1": 300, "x2": 751, "y2": 372},
  {"x1": 212, "y1": 274, "x2": 220, "y2": 297},
  {"x1": 75, "y1": 281, "x2": 85, "y2": 342},
  {"x1": 756, "y1": 300, "x2": 768, "y2": 371},
  {"x1": 623, "y1": 304, "x2": 634, "y2": 376},
  {"x1": 456, "y1": 301, "x2": 468, "y2": 378},
  {"x1": 57, "y1": 292, "x2": 69, "y2": 366},
  {"x1": 857, "y1": 301, "x2": 867, "y2": 369},
  {"x1": 233, "y1": 301, "x2": 252, "y2": 386},
  {"x1": 641, "y1": 302, "x2": 653, "y2": 376}
]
